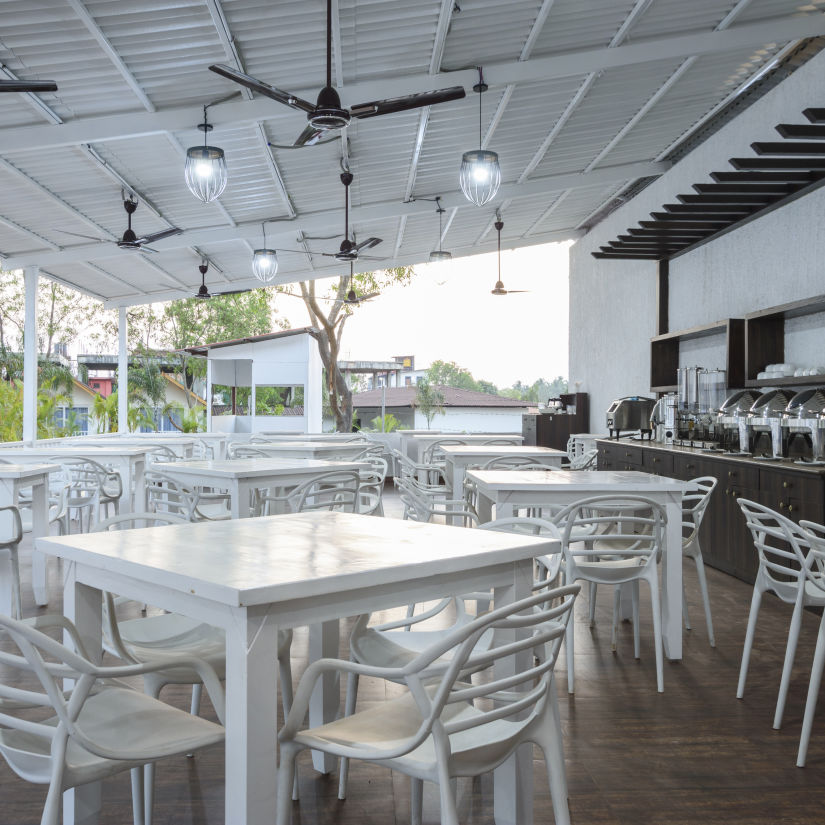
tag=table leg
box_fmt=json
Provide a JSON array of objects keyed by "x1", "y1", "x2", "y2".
[
  {"x1": 445, "y1": 459, "x2": 462, "y2": 526},
  {"x1": 31, "y1": 477, "x2": 49, "y2": 606},
  {"x1": 476, "y1": 490, "x2": 495, "y2": 523},
  {"x1": 493, "y1": 558, "x2": 534, "y2": 825},
  {"x1": 238, "y1": 481, "x2": 253, "y2": 518},
  {"x1": 661, "y1": 493, "x2": 683, "y2": 661},
  {"x1": 62, "y1": 564, "x2": 102, "y2": 825},
  {"x1": 224, "y1": 606, "x2": 280, "y2": 824},
  {"x1": 229, "y1": 480, "x2": 241, "y2": 519},
  {"x1": 133, "y1": 458, "x2": 146, "y2": 511},
  {"x1": 309, "y1": 620, "x2": 340, "y2": 773}
]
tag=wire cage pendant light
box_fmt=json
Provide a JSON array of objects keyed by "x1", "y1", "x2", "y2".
[
  {"x1": 252, "y1": 222, "x2": 278, "y2": 282},
  {"x1": 459, "y1": 67, "x2": 501, "y2": 207},
  {"x1": 184, "y1": 105, "x2": 228, "y2": 203},
  {"x1": 429, "y1": 196, "x2": 452, "y2": 261}
]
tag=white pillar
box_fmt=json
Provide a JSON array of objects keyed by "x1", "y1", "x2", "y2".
[
  {"x1": 206, "y1": 359, "x2": 213, "y2": 432},
  {"x1": 117, "y1": 306, "x2": 128, "y2": 433},
  {"x1": 22, "y1": 266, "x2": 39, "y2": 444}
]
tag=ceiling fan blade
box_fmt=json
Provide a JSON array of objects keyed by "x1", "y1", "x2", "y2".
[
  {"x1": 293, "y1": 124, "x2": 326, "y2": 147},
  {"x1": 505, "y1": 290, "x2": 530, "y2": 294},
  {"x1": 137, "y1": 227, "x2": 182, "y2": 245},
  {"x1": 54, "y1": 229, "x2": 109, "y2": 242},
  {"x1": 359, "y1": 292, "x2": 380, "y2": 301},
  {"x1": 0, "y1": 79, "x2": 58, "y2": 93},
  {"x1": 138, "y1": 246, "x2": 159, "y2": 254},
  {"x1": 357, "y1": 255, "x2": 387, "y2": 261},
  {"x1": 350, "y1": 86, "x2": 465, "y2": 120},
  {"x1": 353, "y1": 236, "x2": 382, "y2": 251},
  {"x1": 209, "y1": 64, "x2": 315, "y2": 113}
]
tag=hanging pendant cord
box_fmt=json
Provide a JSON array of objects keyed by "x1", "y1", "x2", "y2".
[
  {"x1": 326, "y1": 0, "x2": 333, "y2": 89},
  {"x1": 478, "y1": 68, "x2": 482, "y2": 149}
]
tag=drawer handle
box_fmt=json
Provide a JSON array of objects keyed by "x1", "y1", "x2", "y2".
[
  {"x1": 686, "y1": 464, "x2": 694, "y2": 470},
  {"x1": 789, "y1": 504, "x2": 794, "y2": 513},
  {"x1": 783, "y1": 481, "x2": 790, "y2": 489},
  {"x1": 778, "y1": 501, "x2": 784, "y2": 509},
  {"x1": 653, "y1": 458, "x2": 660, "y2": 463},
  {"x1": 732, "y1": 491, "x2": 738, "y2": 498}
]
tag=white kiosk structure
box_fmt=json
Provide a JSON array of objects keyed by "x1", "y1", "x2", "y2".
[{"x1": 186, "y1": 328, "x2": 323, "y2": 434}]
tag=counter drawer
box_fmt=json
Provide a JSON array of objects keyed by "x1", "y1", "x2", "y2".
[{"x1": 644, "y1": 451, "x2": 674, "y2": 476}]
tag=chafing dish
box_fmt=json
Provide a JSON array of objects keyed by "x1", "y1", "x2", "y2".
[
  {"x1": 783, "y1": 388, "x2": 825, "y2": 460},
  {"x1": 741, "y1": 390, "x2": 792, "y2": 457},
  {"x1": 716, "y1": 390, "x2": 757, "y2": 451}
]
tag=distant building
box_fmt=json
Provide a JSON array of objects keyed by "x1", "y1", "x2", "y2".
[{"x1": 350, "y1": 385, "x2": 529, "y2": 432}]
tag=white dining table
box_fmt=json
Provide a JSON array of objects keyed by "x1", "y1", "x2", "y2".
[
  {"x1": 0, "y1": 445, "x2": 148, "y2": 511},
  {"x1": 468, "y1": 468, "x2": 691, "y2": 660},
  {"x1": 0, "y1": 463, "x2": 58, "y2": 608},
  {"x1": 38, "y1": 511, "x2": 555, "y2": 825},
  {"x1": 401, "y1": 432, "x2": 524, "y2": 463},
  {"x1": 441, "y1": 444, "x2": 567, "y2": 496},
  {"x1": 74, "y1": 435, "x2": 196, "y2": 459},
  {"x1": 238, "y1": 441, "x2": 369, "y2": 460},
  {"x1": 158, "y1": 457, "x2": 367, "y2": 517}
]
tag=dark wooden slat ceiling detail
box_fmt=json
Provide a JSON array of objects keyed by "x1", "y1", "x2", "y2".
[{"x1": 593, "y1": 106, "x2": 825, "y2": 261}]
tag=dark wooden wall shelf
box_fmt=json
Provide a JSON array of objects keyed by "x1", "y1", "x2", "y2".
[
  {"x1": 744, "y1": 293, "x2": 825, "y2": 384},
  {"x1": 650, "y1": 318, "x2": 744, "y2": 393}
]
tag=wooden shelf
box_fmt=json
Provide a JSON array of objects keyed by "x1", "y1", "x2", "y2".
[
  {"x1": 745, "y1": 374, "x2": 825, "y2": 389},
  {"x1": 650, "y1": 318, "x2": 744, "y2": 393}
]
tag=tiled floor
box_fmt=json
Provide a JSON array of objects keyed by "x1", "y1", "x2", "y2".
[{"x1": 1, "y1": 485, "x2": 824, "y2": 824}]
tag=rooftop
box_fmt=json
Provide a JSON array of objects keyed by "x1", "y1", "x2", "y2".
[{"x1": 352, "y1": 384, "x2": 530, "y2": 408}]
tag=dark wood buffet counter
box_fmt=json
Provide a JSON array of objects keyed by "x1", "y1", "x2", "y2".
[{"x1": 596, "y1": 439, "x2": 825, "y2": 584}]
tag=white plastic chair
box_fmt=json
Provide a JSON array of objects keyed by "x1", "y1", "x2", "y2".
[
  {"x1": 480, "y1": 455, "x2": 557, "y2": 471},
  {"x1": 358, "y1": 455, "x2": 388, "y2": 516},
  {"x1": 736, "y1": 499, "x2": 825, "y2": 730},
  {"x1": 0, "y1": 505, "x2": 23, "y2": 619},
  {"x1": 145, "y1": 468, "x2": 231, "y2": 522},
  {"x1": 397, "y1": 476, "x2": 479, "y2": 526},
  {"x1": 681, "y1": 476, "x2": 718, "y2": 647},
  {"x1": 555, "y1": 495, "x2": 667, "y2": 693},
  {"x1": 568, "y1": 448, "x2": 597, "y2": 470},
  {"x1": 292, "y1": 470, "x2": 361, "y2": 513},
  {"x1": 0, "y1": 612, "x2": 225, "y2": 825},
  {"x1": 478, "y1": 516, "x2": 564, "y2": 585},
  {"x1": 227, "y1": 443, "x2": 270, "y2": 459},
  {"x1": 280, "y1": 584, "x2": 579, "y2": 825},
  {"x1": 390, "y1": 448, "x2": 449, "y2": 492},
  {"x1": 795, "y1": 518, "x2": 825, "y2": 767}
]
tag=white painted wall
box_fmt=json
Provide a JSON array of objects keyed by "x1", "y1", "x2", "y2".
[
  {"x1": 569, "y1": 49, "x2": 825, "y2": 429},
  {"x1": 413, "y1": 408, "x2": 525, "y2": 432}
]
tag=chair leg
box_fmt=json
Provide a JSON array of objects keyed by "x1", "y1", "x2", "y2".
[
  {"x1": 565, "y1": 618, "x2": 575, "y2": 694},
  {"x1": 190, "y1": 683, "x2": 202, "y2": 716},
  {"x1": 682, "y1": 581, "x2": 692, "y2": 630},
  {"x1": 588, "y1": 581, "x2": 597, "y2": 627},
  {"x1": 775, "y1": 600, "x2": 805, "y2": 730},
  {"x1": 694, "y1": 554, "x2": 715, "y2": 647},
  {"x1": 338, "y1": 670, "x2": 360, "y2": 799},
  {"x1": 611, "y1": 587, "x2": 619, "y2": 651},
  {"x1": 541, "y1": 673, "x2": 571, "y2": 825},
  {"x1": 276, "y1": 743, "x2": 299, "y2": 825},
  {"x1": 411, "y1": 777, "x2": 424, "y2": 825},
  {"x1": 797, "y1": 612, "x2": 825, "y2": 767},
  {"x1": 10, "y1": 548, "x2": 22, "y2": 620},
  {"x1": 737, "y1": 585, "x2": 763, "y2": 699},
  {"x1": 130, "y1": 766, "x2": 145, "y2": 825},
  {"x1": 435, "y1": 754, "x2": 459, "y2": 825},
  {"x1": 648, "y1": 574, "x2": 664, "y2": 693},
  {"x1": 143, "y1": 763, "x2": 155, "y2": 825}
]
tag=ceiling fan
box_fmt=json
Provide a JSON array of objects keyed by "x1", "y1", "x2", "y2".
[
  {"x1": 343, "y1": 262, "x2": 379, "y2": 305},
  {"x1": 208, "y1": 0, "x2": 465, "y2": 146},
  {"x1": 491, "y1": 218, "x2": 528, "y2": 296},
  {"x1": 268, "y1": 170, "x2": 384, "y2": 263},
  {"x1": 57, "y1": 196, "x2": 182, "y2": 253},
  {"x1": 0, "y1": 78, "x2": 57, "y2": 93},
  {"x1": 195, "y1": 260, "x2": 211, "y2": 298}
]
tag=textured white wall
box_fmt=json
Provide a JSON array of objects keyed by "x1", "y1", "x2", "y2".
[{"x1": 569, "y1": 49, "x2": 825, "y2": 428}]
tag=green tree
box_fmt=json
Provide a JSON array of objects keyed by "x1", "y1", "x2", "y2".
[
  {"x1": 426, "y1": 360, "x2": 498, "y2": 395},
  {"x1": 414, "y1": 380, "x2": 445, "y2": 429},
  {"x1": 370, "y1": 412, "x2": 403, "y2": 432},
  {"x1": 292, "y1": 267, "x2": 414, "y2": 432}
]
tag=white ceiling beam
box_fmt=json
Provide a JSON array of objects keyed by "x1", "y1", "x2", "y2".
[
  {"x1": 1, "y1": 15, "x2": 819, "y2": 155},
  {"x1": 516, "y1": 0, "x2": 651, "y2": 183},
  {"x1": 97, "y1": 226, "x2": 583, "y2": 309},
  {"x1": 65, "y1": 0, "x2": 156, "y2": 113},
  {"x1": 3, "y1": 159, "x2": 667, "y2": 269},
  {"x1": 331, "y1": 0, "x2": 344, "y2": 88},
  {"x1": 524, "y1": 189, "x2": 571, "y2": 236},
  {"x1": 0, "y1": 215, "x2": 60, "y2": 251},
  {"x1": 0, "y1": 65, "x2": 62, "y2": 124}
]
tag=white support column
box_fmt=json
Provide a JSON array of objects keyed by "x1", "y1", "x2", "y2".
[
  {"x1": 117, "y1": 306, "x2": 128, "y2": 433},
  {"x1": 22, "y1": 266, "x2": 38, "y2": 444},
  {"x1": 206, "y1": 359, "x2": 213, "y2": 432}
]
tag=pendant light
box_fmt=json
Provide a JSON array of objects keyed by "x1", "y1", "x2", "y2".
[
  {"x1": 184, "y1": 105, "x2": 228, "y2": 203},
  {"x1": 459, "y1": 67, "x2": 501, "y2": 207},
  {"x1": 252, "y1": 222, "x2": 278, "y2": 282},
  {"x1": 429, "y1": 196, "x2": 452, "y2": 262},
  {"x1": 195, "y1": 260, "x2": 210, "y2": 299}
]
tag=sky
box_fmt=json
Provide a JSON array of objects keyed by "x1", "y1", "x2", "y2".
[{"x1": 277, "y1": 240, "x2": 572, "y2": 389}]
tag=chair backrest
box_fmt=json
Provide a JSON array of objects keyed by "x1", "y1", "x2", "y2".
[
  {"x1": 292, "y1": 470, "x2": 361, "y2": 513},
  {"x1": 91, "y1": 511, "x2": 189, "y2": 532},
  {"x1": 477, "y1": 516, "x2": 563, "y2": 581},
  {"x1": 480, "y1": 455, "x2": 552, "y2": 470},
  {"x1": 228, "y1": 444, "x2": 270, "y2": 459},
  {"x1": 553, "y1": 495, "x2": 666, "y2": 581},
  {"x1": 738, "y1": 499, "x2": 815, "y2": 597},
  {"x1": 144, "y1": 444, "x2": 178, "y2": 463},
  {"x1": 422, "y1": 438, "x2": 467, "y2": 464},
  {"x1": 284, "y1": 584, "x2": 578, "y2": 759},
  {"x1": 682, "y1": 476, "x2": 717, "y2": 540},
  {"x1": 0, "y1": 505, "x2": 23, "y2": 550},
  {"x1": 481, "y1": 437, "x2": 520, "y2": 446},
  {"x1": 568, "y1": 448, "x2": 597, "y2": 470},
  {"x1": 145, "y1": 469, "x2": 195, "y2": 520},
  {"x1": 798, "y1": 520, "x2": 825, "y2": 596}
]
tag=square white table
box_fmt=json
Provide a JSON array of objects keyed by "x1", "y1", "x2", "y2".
[
  {"x1": 38, "y1": 512, "x2": 555, "y2": 825},
  {"x1": 468, "y1": 468, "x2": 690, "y2": 660},
  {"x1": 0, "y1": 446, "x2": 148, "y2": 511},
  {"x1": 0, "y1": 463, "x2": 58, "y2": 608},
  {"x1": 240, "y1": 441, "x2": 369, "y2": 460},
  {"x1": 441, "y1": 445, "x2": 567, "y2": 496},
  {"x1": 76, "y1": 435, "x2": 196, "y2": 459},
  {"x1": 158, "y1": 458, "x2": 367, "y2": 518},
  {"x1": 400, "y1": 432, "x2": 523, "y2": 463}
]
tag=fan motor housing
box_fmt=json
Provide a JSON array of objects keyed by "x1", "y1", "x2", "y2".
[{"x1": 310, "y1": 86, "x2": 350, "y2": 130}]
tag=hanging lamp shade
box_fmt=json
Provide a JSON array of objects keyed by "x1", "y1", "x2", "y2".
[
  {"x1": 429, "y1": 249, "x2": 452, "y2": 261},
  {"x1": 184, "y1": 145, "x2": 228, "y2": 202},
  {"x1": 429, "y1": 195, "x2": 453, "y2": 261},
  {"x1": 459, "y1": 149, "x2": 500, "y2": 206},
  {"x1": 252, "y1": 248, "x2": 278, "y2": 282}
]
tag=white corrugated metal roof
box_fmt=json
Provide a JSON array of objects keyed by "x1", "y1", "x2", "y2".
[{"x1": 0, "y1": 0, "x2": 820, "y2": 306}]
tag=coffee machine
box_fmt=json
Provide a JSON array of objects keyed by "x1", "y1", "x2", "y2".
[{"x1": 650, "y1": 393, "x2": 677, "y2": 444}]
